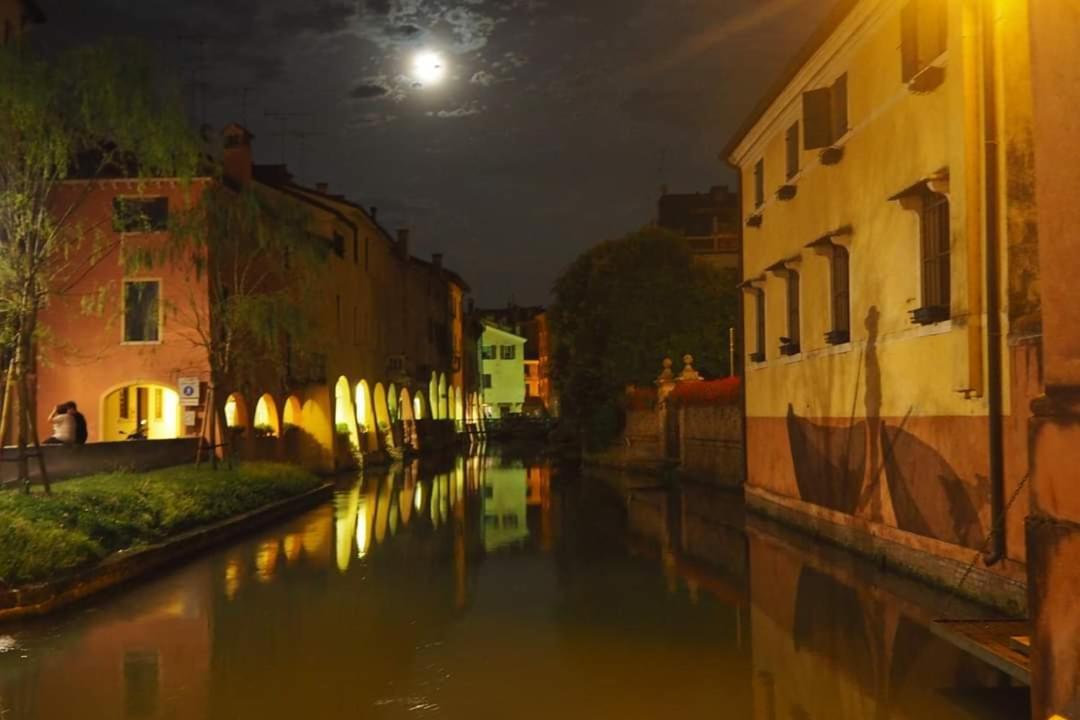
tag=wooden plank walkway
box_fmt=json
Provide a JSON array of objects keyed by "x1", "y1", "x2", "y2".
[{"x1": 931, "y1": 619, "x2": 1031, "y2": 685}]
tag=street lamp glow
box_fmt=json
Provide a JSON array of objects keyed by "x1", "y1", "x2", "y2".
[{"x1": 412, "y1": 51, "x2": 446, "y2": 86}]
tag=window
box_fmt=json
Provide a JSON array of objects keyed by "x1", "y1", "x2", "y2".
[
  {"x1": 113, "y1": 197, "x2": 168, "y2": 233},
  {"x1": 332, "y1": 232, "x2": 345, "y2": 259},
  {"x1": 751, "y1": 289, "x2": 766, "y2": 363},
  {"x1": 481, "y1": 345, "x2": 496, "y2": 360},
  {"x1": 352, "y1": 236, "x2": 359, "y2": 265},
  {"x1": 781, "y1": 271, "x2": 801, "y2": 356},
  {"x1": 482, "y1": 374, "x2": 493, "y2": 389},
  {"x1": 500, "y1": 345, "x2": 516, "y2": 360},
  {"x1": 901, "y1": 0, "x2": 947, "y2": 83},
  {"x1": 785, "y1": 122, "x2": 800, "y2": 179},
  {"x1": 753, "y1": 159, "x2": 765, "y2": 208},
  {"x1": 828, "y1": 246, "x2": 851, "y2": 344},
  {"x1": 123, "y1": 280, "x2": 161, "y2": 342},
  {"x1": 915, "y1": 191, "x2": 950, "y2": 323},
  {"x1": 803, "y1": 74, "x2": 849, "y2": 150}
]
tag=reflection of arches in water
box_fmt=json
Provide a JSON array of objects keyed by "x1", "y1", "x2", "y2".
[
  {"x1": 334, "y1": 376, "x2": 360, "y2": 450},
  {"x1": 334, "y1": 485, "x2": 361, "y2": 573},
  {"x1": 375, "y1": 476, "x2": 393, "y2": 544},
  {"x1": 355, "y1": 493, "x2": 371, "y2": 558},
  {"x1": 283, "y1": 395, "x2": 302, "y2": 427},
  {"x1": 253, "y1": 394, "x2": 280, "y2": 437},
  {"x1": 283, "y1": 533, "x2": 302, "y2": 565},
  {"x1": 388, "y1": 490, "x2": 400, "y2": 537},
  {"x1": 255, "y1": 539, "x2": 280, "y2": 582},
  {"x1": 225, "y1": 392, "x2": 249, "y2": 428}
]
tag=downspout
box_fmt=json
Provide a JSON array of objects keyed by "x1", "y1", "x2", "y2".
[{"x1": 981, "y1": 0, "x2": 1006, "y2": 566}]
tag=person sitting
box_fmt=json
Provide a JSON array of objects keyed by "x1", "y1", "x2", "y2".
[
  {"x1": 68, "y1": 401, "x2": 88, "y2": 445},
  {"x1": 44, "y1": 402, "x2": 76, "y2": 445}
]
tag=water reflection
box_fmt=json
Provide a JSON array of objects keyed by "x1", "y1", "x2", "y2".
[{"x1": 0, "y1": 450, "x2": 1028, "y2": 719}]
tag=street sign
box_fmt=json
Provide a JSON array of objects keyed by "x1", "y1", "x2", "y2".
[{"x1": 179, "y1": 377, "x2": 201, "y2": 407}]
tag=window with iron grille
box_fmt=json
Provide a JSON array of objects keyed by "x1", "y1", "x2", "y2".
[
  {"x1": 781, "y1": 271, "x2": 801, "y2": 355},
  {"x1": 829, "y1": 246, "x2": 851, "y2": 344},
  {"x1": 751, "y1": 289, "x2": 766, "y2": 363},
  {"x1": 918, "y1": 191, "x2": 950, "y2": 320}
]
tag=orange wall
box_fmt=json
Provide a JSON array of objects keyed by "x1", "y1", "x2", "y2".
[{"x1": 36, "y1": 179, "x2": 212, "y2": 442}]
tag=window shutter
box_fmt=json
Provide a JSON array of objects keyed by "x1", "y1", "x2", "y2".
[
  {"x1": 830, "y1": 74, "x2": 848, "y2": 142},
  {"x1": 919, "y1": 0, "x2": 947, "y2": 65},
  {"x1": 901, "y1": 0, "x2": 919, "y2": 82},
  {"x1": 786, "y1": 122, "x2": 800, "y2": 179},
  {"x1": 802, "y1": 88, "x2": 833, "y2": 149},
  {"x1": 754, "y1": 159, "x2": 765, "y2": 207}
]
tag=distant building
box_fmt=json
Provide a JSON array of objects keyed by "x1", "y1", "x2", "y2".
[
  {"x1": 474, "y1": 305, "x2": 557, "y2": 415},
  {"x1": 657, "y1": 185, "x2": 740, "y2": 272},
  {"x1": 478, "y1": 322, "x2": 526, "y2": 419},
  {"x1": 0, "y1": 0, "x2": 45, "y2": 45}
]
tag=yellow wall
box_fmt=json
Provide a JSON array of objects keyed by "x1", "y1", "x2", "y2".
[{"x1": 732, "y1": 0, "x2": 1035, "y2": 423}]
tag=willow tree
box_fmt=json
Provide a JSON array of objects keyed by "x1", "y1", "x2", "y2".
[
  {"x1": 150, "y1": 182, "x2": 327, "y2": 467},
  {"x1": 0, "y1": 40, "x2": 200, "y2": 490}
]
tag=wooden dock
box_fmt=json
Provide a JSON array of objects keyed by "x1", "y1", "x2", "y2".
[{"x1": 931, "y1": 619, "x2": 1031, "y2": 684}]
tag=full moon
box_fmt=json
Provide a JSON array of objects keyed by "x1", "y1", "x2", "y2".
[{"x1": 412, "y1": 51, "x2": 447, "y2": 85}]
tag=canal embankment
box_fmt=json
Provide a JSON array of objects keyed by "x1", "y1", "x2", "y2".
[{"x1": 0, "y1": 462, "x2": 330, "y2": 621}]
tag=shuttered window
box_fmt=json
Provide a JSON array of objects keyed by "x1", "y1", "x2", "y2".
[
  {"x1": 831, "y1": 246, "x2": 851, "y2": 336},
  {"x1": 754, "y1": 289, "x2": 766, "y2": 360},
  {"x1": 753, "y1": 159, "x2": 765, "y2": 208},
  {"x1": 786, "y1": 271, "x2": 801, "y2": 349},
  {"x1": 901, "y1": 0, "x2": 947, "y2": 82},
  {"x1": 802, "y1": 74, "x2": 849, "y2": 150},
  {"x1": 920, "y1": 192, "x2": 950, "y2": 311},
  {"x1": 785, "y1": 122, "x2": 800, "y2": 179}
]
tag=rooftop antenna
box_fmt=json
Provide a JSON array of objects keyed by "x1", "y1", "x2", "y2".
[{"x1": 264, "y1": 110, "x2": 313, "y2": 165}]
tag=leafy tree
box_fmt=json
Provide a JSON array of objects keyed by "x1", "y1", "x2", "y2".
[
  {"x1": 0, "y1": 40, "x2": 201, "y2": 490},
  {"x1": 550, "y1": 226, "x2": 738, "y2": 448}
]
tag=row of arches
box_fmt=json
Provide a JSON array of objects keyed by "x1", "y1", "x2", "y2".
[{"x1": 221, "y1": 371, "x2": 466, "y2": 462}]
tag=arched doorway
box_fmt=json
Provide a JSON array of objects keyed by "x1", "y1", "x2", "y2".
[
  {"x1": 224, "y1": 393, "x2": 249, "y2": 430},
  {"x1": 101, "y1": 383, "x2": 182, "y2": 440},
  {"x1": 373, "y1": 383, "x2": 393, "y2": 448},
  {"x1": 253, "y1": 394, "x2": 280, "y2": 437},
  {"x1": 399, "y1": 387, "x2": 418, "y2": 449},
  {"x1": 355, "y1": 380, "x2": 375, "y2": 450},
  {"x1": 414, "y1": 390, "x2": 429, "y2": 420},
  {"x1": 388, "y1": 383, "x2": 400, "y2": 423},
  {"x1": 283, "y1": 395, "x2": 302, "y2": 428},
  {"x1": 334, "y1": 376, "x2": 359, "y2": 450},
  {"x1": 429, "y1": 372, "x2": 439, "y2": 419},
  {"x1": 438, "y1": 374, "x2": 449, "y2": 420}
]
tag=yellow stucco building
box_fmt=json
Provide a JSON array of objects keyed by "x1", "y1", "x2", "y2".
[{"x1": 726, "y1": 0, "x2": 1040, "y2": 612}]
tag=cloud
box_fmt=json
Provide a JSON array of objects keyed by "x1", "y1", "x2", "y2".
[
  {"x1": 444, "y1": 6, "x2": 499, "y2": 52},
  {"x1": 385, "y1": 23, "x2": 423, "y2": 40},
  {"x1": 428, "y1": 101, "x2": 484, "y2": 118},
  {"x1": 349, "y1": 81, "x2": 392, "y2": 99},
  {"x1": 470, "y1": 70, "x2": 497, "y2": 86}
]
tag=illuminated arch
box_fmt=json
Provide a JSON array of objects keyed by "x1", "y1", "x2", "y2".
[
  {"x1": 225, "y1": 392, "x2": 249, "y2": 428},
  {"x1": 334, "y1": 376, "x2": 360, "y2": 450},
  {"x1": 448, "y1": 385, "x2": 457, "y2": 421},
  {"x1": 387, "y1": 383, "x2": 399, "y2": 422},
  {"x1": 399, "y1": 386, "x2": 419, "y2": 449},
  {"x1": 454, "y1": 387, "x2": 465, "y2": 423},
  {"x1": 100, "y1": 382, "x2": 182, "y2": 440},
  {"x1": 429, "y1": 372, "x2": 439, "y2": 419},
  {"x1": 413, "y1": 389, "x2": 429, "y2": 420},
  {"x1": 282, "y1": 395, "x2": 302, "y2": 428},
  {"x1": 438, "y1": 373, "x2": 449, "y2": 420},
  {"x1": 355, "y1": 380, "x2": 376, "y2": 450},
  {"x1": 373, "y1": 383, "x2": 393, "y2": 448},
  {"x1": 253, "y1": 394, "x2": 280, "y2": 437}
]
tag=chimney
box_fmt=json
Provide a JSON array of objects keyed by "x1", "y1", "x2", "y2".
[
  {"x1": 432, "y1": 252, "x2": 443, "y2": 269},
  {"x1": 222, "y1": 124, "x2": 254, "y2": 186},
  {"x1": 315, "y1": 182, "x2": 328, "y2": 194},
  {"x1": 397, "y1": 228, "x2": 410, "y2": 259},
  {"x1": 370, "y1": 206, "x2": 378, "y2": 222}
]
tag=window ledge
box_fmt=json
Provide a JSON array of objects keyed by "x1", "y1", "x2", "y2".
[
  {"x1": 820, "y1": 146, "x2": 845, "y2": 166},
  {"x1": 916, "y1": 318, "x2": 953, "y2": 337},
  {"x1": 746, "y1": 213, "x2": 764, "y2": 229},
  {"x1": 908, "y1": 64, "x2": 946, "y2": 94},
  {"x1": 911, "y1": 305, "x2": 950, "y2": 326},
  {"x1": 779, "y1": 342, "x2": 801, "y2": 357},
  {"x1": 779, "y1": 352, "x2": 803, "y2": 365},
  {"x1": 776, "y1": 184, "x2": 798, "y2": 201},
  {"x1": 121, "y1": 340, "x2": 163, "y2": 346},
  {"x1": 825, "y1": 329, "x2": 850, "y2": 345}
]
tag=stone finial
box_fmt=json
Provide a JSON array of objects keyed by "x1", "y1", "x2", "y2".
[{"x1": 678, "y1": 353, "x2": 703, "y2": 382}]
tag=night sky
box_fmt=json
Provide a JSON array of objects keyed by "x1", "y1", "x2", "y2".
[{"x1": 35, "y1": 0, "x2": 830, "y2": 305}]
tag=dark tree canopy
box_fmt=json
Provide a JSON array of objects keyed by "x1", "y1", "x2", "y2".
[{"x1": 550, "y1": 227, "x2": 738, "y2": 447}]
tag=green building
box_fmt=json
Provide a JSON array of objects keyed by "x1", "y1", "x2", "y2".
[{"x1": 479, "y1": 322, "x2": 526, "y2": 419}]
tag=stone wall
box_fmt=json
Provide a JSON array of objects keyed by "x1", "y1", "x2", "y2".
[
  {"x1": 1, "y1": 438, "x2": 199, "y2": 487},
  {"x1": 677, "y1": 403, "x2": 743, "y2": 487}
]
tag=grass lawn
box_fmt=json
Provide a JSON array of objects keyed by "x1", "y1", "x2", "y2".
[{"x1": 0, "y1": 462, "x2": 323, "y2": 587}]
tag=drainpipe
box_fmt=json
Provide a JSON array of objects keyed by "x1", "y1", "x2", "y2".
[{"x1": 981, "y1": 0, "x2": 1006, "y2": 566}]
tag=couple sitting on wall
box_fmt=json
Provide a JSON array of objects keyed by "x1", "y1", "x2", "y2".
[{"x1": 45, "y1": 402, "x2": 88, "y2": 445}]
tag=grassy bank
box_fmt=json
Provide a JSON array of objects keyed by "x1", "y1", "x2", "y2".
[{"x1": 0, "y1": 463, "x2": 322, "y2": 587}]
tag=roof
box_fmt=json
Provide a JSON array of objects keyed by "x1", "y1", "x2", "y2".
[
  {"x1": 722, "y1": 0, "x2": 860, "y2": 164},
  {"x1": 480, "y1": 322, "x2": 526, "y2": 344}
]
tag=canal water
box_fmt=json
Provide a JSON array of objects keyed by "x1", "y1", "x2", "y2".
[{"x1": 0, "y1": 448, "x2": 1029, "y2": 719}]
